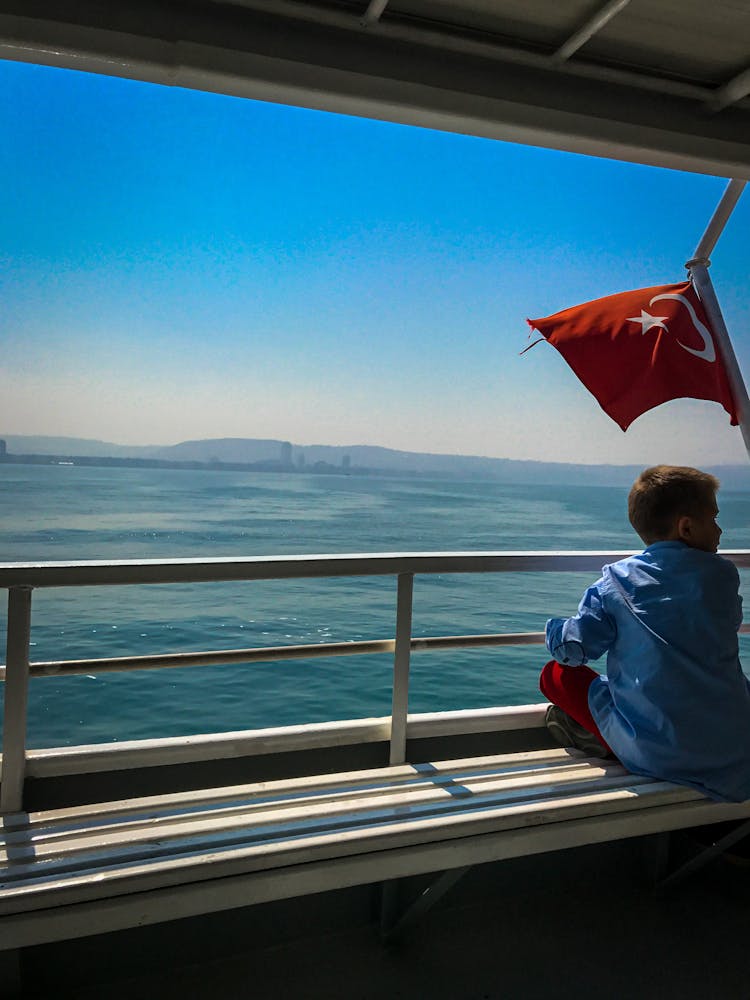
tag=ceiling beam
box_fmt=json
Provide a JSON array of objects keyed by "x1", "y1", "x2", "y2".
[
  {"x1": 708, "y1": 65, "x2": 750, "y2": 114},
  {"x1": 553, "y1": 0, "x2": 631, "y2": 63},
  {"x1": 221, "y1": 0, "x2": 708, "y2": 103},
  {"x1": 362, "y1": 0, "x2": 390, "y2": 27}
]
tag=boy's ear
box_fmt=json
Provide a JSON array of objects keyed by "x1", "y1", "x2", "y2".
[{"x1": 676, "y1": 515, "x2": 693, "y2": 542}]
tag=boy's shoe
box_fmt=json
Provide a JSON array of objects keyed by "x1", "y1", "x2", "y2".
[{"x1": 545, "y1": 705, "x2": 611, "y2": 759}]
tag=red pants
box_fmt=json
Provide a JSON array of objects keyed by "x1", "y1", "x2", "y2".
[{"x1": 539, "y1": 659, "x2": 612, "y2": 754}]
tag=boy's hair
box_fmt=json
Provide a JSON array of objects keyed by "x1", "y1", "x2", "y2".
[{"x1": 628, "y1": 465, "x2": 719, "y2": 544}]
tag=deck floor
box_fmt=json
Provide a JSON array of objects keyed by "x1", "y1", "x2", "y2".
[{"x1": 31, "y1": 832, "x2": 750, "y2": 1000}]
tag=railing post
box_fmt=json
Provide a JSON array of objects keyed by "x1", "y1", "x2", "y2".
[
  {"x1": 389, "y1": 573, "x2": 414, "y2": 765},
  {"x1": 1, "y1": 587, "x2": 33, "y2": 813}
]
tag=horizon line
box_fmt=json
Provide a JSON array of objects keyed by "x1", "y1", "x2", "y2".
[{"x1": 2, "y1": 432, "x2": 750, "y2": 471}]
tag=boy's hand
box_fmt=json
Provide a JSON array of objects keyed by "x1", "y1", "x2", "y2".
[
  {"x1": 545, "y1": 578, "x2": 616, "y2": 665},
  {"x1": 546, "y1": 619, "x2": 587, "y2": 665}
]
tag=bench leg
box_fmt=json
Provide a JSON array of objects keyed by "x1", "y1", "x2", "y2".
[
  {"x1": 0, "y1": 949, "x2": 21, "y2": 998},
  {"x1": 657, "y1": 818, "x2": 750, "y2": 893},
  {"x1": 380, "y1": 867, "x2": 471, "y2": 943}
]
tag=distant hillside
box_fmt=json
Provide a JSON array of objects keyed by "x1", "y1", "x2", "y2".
[
  {"x1": 151, "y1": 438, "x2": 291, "y2": 464},
  {"x1": 1, "y1": 435, "x2": 162, "y2": 458},
  {"x1": 3, "y1": 433, "x2": 750, "y2": 489}
]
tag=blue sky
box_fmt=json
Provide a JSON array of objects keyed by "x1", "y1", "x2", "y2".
[{"x1": 3, "y1": 58, "x2": 749, "y2": 465}]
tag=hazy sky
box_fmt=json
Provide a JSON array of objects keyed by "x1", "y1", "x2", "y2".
[{"x1": 3, "y1": 58, "x2": 749, "y2": 465}]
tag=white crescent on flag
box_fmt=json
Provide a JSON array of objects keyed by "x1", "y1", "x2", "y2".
[{"x1": 648, "y1": 292, "x2": 716, "y2": 363}]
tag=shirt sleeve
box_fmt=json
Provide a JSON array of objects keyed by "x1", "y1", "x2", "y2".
[{"x1": 545, "y1": 576, "x2": 616, "y2": 666}]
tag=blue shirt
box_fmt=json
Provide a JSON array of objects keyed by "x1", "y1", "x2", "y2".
[{"x1": 546, "y1": 541, "x2": 750, "y2": 802}]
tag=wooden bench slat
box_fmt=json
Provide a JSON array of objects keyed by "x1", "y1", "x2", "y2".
[
  {"x1": 0, "y1": 757, "x2": 632, "y2": 861},
  {"x1": 6, "y1": 755, "x2": 616, "y2": 839},
  {"x1": 0, "y1": 763, "x2": 643, "y2": 875},
  {"x1": 0, "y1": 776, "x2": 701, "y2": 916},
  {"x1": 1, "y1": 748, "x2": 582, "y2": 834}
]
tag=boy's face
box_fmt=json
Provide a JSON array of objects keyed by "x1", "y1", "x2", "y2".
[{"x1": 678, "y1": 495, "x2": 722, "y2": 553}]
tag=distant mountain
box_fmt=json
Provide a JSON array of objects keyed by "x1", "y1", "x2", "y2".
[
  {"x1": 151, "y1": 438, "x2": 290, "y2": 464},
  {"x1": 3, "y1": 433, "x2": 750, "y2": 489},
  {"x1": 0, "y1": 435, "x2": 162, "y2": 458}
]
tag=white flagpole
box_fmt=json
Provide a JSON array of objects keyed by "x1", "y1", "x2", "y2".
[{"x1": 685, "y1": 179, "x2": 750, "y2": 461}]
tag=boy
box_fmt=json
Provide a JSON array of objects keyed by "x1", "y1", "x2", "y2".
[{"x1": 540, "y1": 465, "x2": 750, "y2": 803}]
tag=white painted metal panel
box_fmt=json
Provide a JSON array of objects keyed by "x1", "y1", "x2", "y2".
[{"x1": 17, "y1": 705, "x2": 548, "y2": 779}]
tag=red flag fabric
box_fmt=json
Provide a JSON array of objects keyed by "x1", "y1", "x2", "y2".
[{"x1": 528, "y1": 280, "x2": 737, "y2": 431}]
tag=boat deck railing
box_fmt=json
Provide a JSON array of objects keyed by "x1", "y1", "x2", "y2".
[{"x1": 2, "y1": 550, "x2": 750, "y2": 812}]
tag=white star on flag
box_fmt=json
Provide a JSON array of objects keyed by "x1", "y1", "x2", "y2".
[{"x1": 627, "y1": 309, "x2": 669, "y2": 335}]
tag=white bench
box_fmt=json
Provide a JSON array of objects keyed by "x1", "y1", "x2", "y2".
[{"x1": 2, "y1": 746, "x2": 749, "y2": 953}]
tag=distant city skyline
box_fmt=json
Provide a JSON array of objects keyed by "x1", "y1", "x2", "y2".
[
  {"x1": 6, "y1": 434, "x2": 750, "y2": 491},
  {"x1": 3, "y1": 58, "x2": 749, "y2": 467}
]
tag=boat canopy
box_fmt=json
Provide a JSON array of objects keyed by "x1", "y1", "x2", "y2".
[{"x1": 1, "y1": 0, "x2": 749, "y2": 176}]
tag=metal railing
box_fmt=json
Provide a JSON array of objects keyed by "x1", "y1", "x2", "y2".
[{"x1": 3, "y1": 549, "x2": 750, "y2": 812}]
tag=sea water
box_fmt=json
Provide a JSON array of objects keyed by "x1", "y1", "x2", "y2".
[{"x1": 2, "y1": 463, "x2": 750, "y2": 749}]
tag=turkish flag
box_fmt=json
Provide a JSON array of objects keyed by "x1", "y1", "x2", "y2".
[{"x1": 528, "y1": 280, "x2": 737, "y2": 430}]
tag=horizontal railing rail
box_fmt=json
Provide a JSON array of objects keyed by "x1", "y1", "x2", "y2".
[
  {"x1": 2, "y1": 550, "x2": 750, "y2": 812},
  {"x1": 0, "y1": 550, "x2": 663, "y2": 588},
  {"x1": 0, "y1": 632, "x2": 547, "y2": 681}
]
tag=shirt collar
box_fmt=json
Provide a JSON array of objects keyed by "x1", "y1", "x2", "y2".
[{"x1": 642, "y1": 540, "x2": 687, "y2": 554}]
